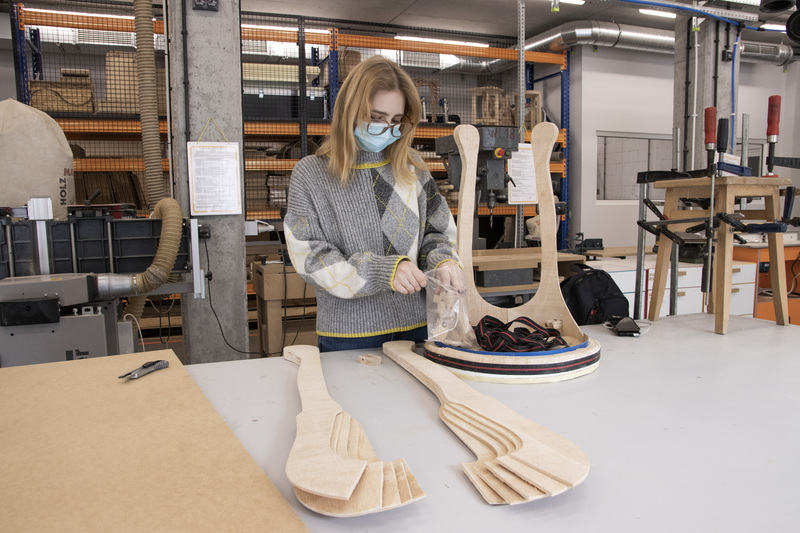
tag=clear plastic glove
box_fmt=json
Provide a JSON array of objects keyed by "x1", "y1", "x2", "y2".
[
  {"x1": 433, "y1": 260, "x2": 464, "y2": 294},
  {"x1": 392, "y1": 260, "x2": 427, "y2": 294}
]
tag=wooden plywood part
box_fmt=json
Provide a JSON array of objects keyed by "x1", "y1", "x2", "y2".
[
  {"x1": 284, "y1": 345, "x2": 424, "y2": 516},
  {"x1": 383, "y1": 341, "x2": 590, "y2": 505},
  {"x1": 424, "y1": 123, "x2": 600, "y2": 383},
  {"x1": 358, "y1": 353, "x2": 382, "y2": 366}
]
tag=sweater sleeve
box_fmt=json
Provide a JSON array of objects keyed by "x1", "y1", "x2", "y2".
[
  {"x1": 284, "y1": 160, "x2": 407, "y2": 298},
  {"x1": 418, "y1": 174, "x2": 462, "y2": 270}
]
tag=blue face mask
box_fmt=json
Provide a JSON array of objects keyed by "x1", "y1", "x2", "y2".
[{"x1": 354, "y1": 122, "x2": 403, "y2": 152}]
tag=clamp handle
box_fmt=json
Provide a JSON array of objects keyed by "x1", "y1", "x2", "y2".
[
  {"x1": 767, "y1": 95, "x2": 781, "y2": 138},
  {"x1": 704, "y1": 107, "x2": 717, "y2": 146}
]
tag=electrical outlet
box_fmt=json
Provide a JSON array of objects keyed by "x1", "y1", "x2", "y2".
[
  {"x1": 784, "y1": 232, "x2": 798, "y2": 242},
  {"x1": 192, "y1": 0, "x2": 219, "y2": 11}
]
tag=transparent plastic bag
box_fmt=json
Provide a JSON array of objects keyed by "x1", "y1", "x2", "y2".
[{"x1": 425, "y1": 267, "x2": 480, "y2": 350}]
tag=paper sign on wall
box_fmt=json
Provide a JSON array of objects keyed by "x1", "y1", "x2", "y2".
[
  {"x1": 187, "y1": 142, "x2": 242, "y2": 216},
  {"x1": 507, "y1": 143, "x2": 537, "y2": 204}
]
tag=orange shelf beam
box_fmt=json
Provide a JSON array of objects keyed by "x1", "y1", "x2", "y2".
[
  {"x1": 21, "y1": 9, "x2": 563, "y2": 67},
  {"x1": 21, "y1": 8, "x2": 164, "y2": 34}
]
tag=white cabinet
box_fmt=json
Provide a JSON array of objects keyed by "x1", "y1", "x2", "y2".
[
  {"x1": 585, "y1": 257, "x2": 757, "y2": 319},
  {"x1": 730, "y1": 262, "x2": 757, "y2": 316}
]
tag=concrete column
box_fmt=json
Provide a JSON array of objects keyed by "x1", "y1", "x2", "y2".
[
  {"x1": 166, "y1": 0, "x2": 248, "y2": 363},
  {"x1": 673, "y1": 16, "x2": 741, "y2": 172}
]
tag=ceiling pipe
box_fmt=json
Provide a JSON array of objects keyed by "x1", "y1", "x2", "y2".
[
  {"x1": 523, "y1": 20, "x2": 793, "y2": 66},
  {"x1": 440, "y1": 20, "x2": 793, "y2": 72}
]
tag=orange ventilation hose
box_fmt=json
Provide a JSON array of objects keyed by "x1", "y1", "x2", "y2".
[
  {"x1": 134, "y1": 0, "x2": 166, "y2": 207},
  {"x1": 97, "y1": 198, "x2": 183, "y2": 318}
]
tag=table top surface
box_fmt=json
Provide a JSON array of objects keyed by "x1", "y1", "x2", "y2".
[
  {"x1": 187, "y1": 314, "x2": 800, "y2": 533},
  {"x1": 653, "y1": 175, "x2": 793, "y2": 188}
]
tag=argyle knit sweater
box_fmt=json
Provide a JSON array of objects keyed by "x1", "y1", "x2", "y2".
[{"x1": 284, "y1": 150, "x2": 460, "y2": 338}]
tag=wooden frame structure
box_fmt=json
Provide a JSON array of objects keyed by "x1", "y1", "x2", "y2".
[{"x1": 423, "y1": 123, "x2": 600, "y2": 383}]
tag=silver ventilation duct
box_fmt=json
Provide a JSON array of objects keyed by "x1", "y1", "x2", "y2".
[
  {"x1": 739, "y1": 41, "x2": 796, "y2": 64},
  {"x1": 524, "y1": 20, "x2": 793, "y2": 66},
  {"x1": 524, "y1": 20, "x2": 674, "y2": 54},
  {"x1": 440, "y1": 20, "x2": 793, "y2": 73}
]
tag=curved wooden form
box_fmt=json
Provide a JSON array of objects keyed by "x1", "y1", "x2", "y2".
[
  {"x1": 284, "y1": 345, "x2": 424, "y2": 516},
  {"x1": 424, "y1": 123, "x2": 600, "y2": 382},
  {"x1": 383, "y1": 341, "x2": 590, "y2": 505}
]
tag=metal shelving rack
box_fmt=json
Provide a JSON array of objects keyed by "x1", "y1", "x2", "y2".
[{"x1": 13, "y1": 5, "x2": 571, "y2": 245}]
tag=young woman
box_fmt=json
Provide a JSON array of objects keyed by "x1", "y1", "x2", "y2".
[{"x1": 284, "y1": 55, "x2": 462, "y2": 352}]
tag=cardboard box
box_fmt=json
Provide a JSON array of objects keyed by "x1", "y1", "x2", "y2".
[
  {"x1": 320, "y1": 49, "x2": 361, "y2": 87},
  {"x1": 252, "y1": 262, "x2": 315, "y2": 300},
  {"x1": 30, "y1": 77, "x2": 95, "y2": 113}
]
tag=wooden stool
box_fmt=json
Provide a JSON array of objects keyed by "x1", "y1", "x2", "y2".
[
  {"x1": 648, "y1": 176, "x2": 791, "y2": 334},
  {"x1": 466, "y1": 86, "x2": 504, "y2": 125}
]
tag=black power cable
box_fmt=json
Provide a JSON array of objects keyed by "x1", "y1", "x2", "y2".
[{"x1": 203, "y1": 239, "x2": 261, "y2": 356}]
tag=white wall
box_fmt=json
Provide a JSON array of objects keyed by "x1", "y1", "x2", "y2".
[
  {"x1": 570, "y1": 46, "x2": 674, "y2": 247},
  {"x1": 569, "y1": 45, "x2": 799, "y2": 248}
]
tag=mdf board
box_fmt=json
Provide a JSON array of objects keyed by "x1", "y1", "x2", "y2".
[
  {"x1": 0, "y1": 349, "x2": 308, "y2": 533},
  {"x1": 101, "y1": 51, "x2": 168, "y2": 116}
]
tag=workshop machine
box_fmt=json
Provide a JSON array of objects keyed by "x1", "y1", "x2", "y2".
[
  {"x1": 435, "y1": 125, "x2": 519, "y2": 220},
  {"x1": 0, "y1": 197, "x2": 204, "y2": 367}
]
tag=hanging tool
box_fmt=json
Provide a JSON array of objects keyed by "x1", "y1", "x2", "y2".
[
  {"x1": 765, "y1": 95, "x2": 781, "y2": 176},
  {"x1": 701, "y1": 115, "x2": 728, "y2": 296}
]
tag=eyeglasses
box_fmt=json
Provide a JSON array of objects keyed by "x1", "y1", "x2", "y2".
[{"x1": 365, "y1": 119, "x2": 413, "y2": 138}]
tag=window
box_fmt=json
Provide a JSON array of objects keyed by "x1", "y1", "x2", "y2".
[{"x1": 596, "y1": 133, "x2": 672, "y2": 201}]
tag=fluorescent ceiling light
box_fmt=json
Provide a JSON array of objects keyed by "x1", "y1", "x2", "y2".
[
  {"x1": 760, "y1": 23, "x2": 786, "y2": 31},
  {"x1": 26, "y1": 7, "x2": 134, "y2": 20},
  {"x1": 394, "y1": 36, "x2": 489, "y2": 48},
  {"x1": 241, "y1": 24, "x2": 328, "y2": 34},
  {"x1": 560, "y1": 0, "x2": 586, "y2": 4},
  {"x1": 639, "y1": 8, "x2": 677, "y2": 18}
]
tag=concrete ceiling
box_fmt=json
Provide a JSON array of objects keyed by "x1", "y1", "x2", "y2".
[{"x1": 240, "y1": 0, "x2": 798, "y2": 47}]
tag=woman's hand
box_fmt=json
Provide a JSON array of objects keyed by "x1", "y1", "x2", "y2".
[
  {"x1": 392, "y1": 260, "x2": 427, "y2": 294},
  {"x1": 434, "y1": 260, "x2": 464, "y2": 294}
]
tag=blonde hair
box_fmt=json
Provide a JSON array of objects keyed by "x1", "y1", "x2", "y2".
[{"x1": 317, "y1": 55, "x2": 427, "y2": 184}]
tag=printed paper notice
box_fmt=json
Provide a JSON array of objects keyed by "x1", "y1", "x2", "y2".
[
  {"x1": 507, "y1": 143, "x2": 537, "y2": 204},
  {"x1": 188, "y1": 142, "x2": 242, "y2": 216}
]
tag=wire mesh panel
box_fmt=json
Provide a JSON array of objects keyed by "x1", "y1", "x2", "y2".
[
  {"x1": 239, "y1": 12, "x2": 527, "y2": 216},
  {"x1": 13, "y1": 5, "x2": 566, "y2": 222},
  {"x1": 15, "y1": 1, "x2": 167, "y2": 210}
]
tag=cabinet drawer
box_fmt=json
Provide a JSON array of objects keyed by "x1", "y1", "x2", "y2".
[
  {"x1": 647, "y1": 287, "x2": 704, "y2": 318},
  {"x1": 609, "y1": 270, "x2": 637, "y2": 293},
  {"x1": 730, "y1": 262, "x2": 756, "y2": 285},
  {"x1": 730, "y1": 283, "x2": 756, "y2": 316},
  {"x1": 647, "y1": 265, "x2": 703, "y2": 290}
]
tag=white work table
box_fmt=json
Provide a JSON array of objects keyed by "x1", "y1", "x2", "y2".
[{"x1": 187, "y1": 314, "x2": 800, "y2": 533}]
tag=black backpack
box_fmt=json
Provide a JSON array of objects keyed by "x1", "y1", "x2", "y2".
[{"x1": 559, "y1": 264, "x2": 629, "y2": 325}]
